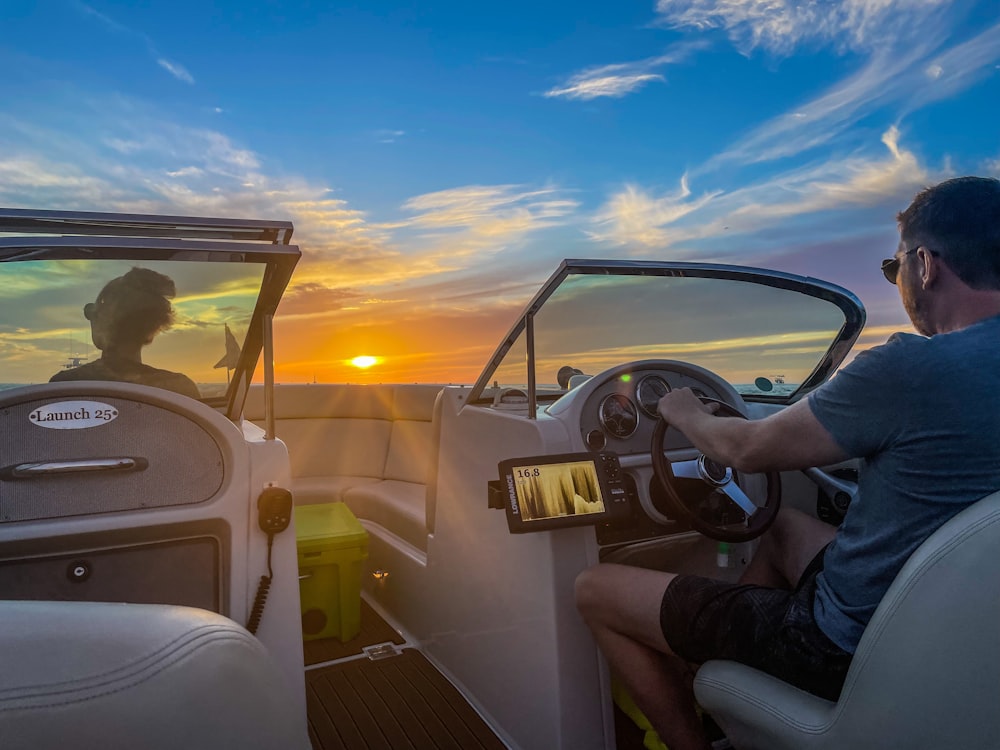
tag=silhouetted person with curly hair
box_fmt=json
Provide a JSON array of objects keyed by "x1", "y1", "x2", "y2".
[{"x1": 51, "y1": 267, "x2": 200, "y2": 399}]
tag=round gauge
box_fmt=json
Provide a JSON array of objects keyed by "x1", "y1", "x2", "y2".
[
  {"x1": 636, "y1": 375, "x2": 671, "y2": 417},
  {"x1": 599, "y1": 393, "x2": 639, "y2": 438}
]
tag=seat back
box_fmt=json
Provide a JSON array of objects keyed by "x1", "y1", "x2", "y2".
[
  {"x1": 829, "y1": 488, "x2": 1000, "y2": 746},
  {"x1": 695, "y1": 489, "x2": 1000, "y2": 750}
]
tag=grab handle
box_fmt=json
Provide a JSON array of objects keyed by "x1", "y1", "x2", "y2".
[{"x1": 6, "y1": 457, "x2": 147, "y2": 478}]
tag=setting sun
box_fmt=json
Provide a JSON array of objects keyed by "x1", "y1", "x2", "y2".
[{"x1": 350, "y1": 355, "x2": 379, "y2": 369}]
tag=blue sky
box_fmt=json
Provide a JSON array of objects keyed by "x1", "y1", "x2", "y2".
[{"x1": 2, "y1": 0, "x2": 999, "y2": 382}]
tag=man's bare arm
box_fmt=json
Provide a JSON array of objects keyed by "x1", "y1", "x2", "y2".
[{"x1": 657, "y1": 388, "x2": 848, "y2": 473}]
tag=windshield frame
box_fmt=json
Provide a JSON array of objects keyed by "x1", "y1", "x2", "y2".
[
  {"x1": 466, "y1": 258, "x2": 866, "y2": 411},
  {"x1": 0, "y1": 208, "x2": 300, "y2": 421}
]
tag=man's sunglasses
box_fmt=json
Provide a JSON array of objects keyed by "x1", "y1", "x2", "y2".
[{"x1": 881, "y1": 247, "x2": 938, "y2": 284}]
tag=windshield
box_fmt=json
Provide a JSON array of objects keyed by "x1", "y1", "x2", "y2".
[
  {"x1": 1, "y1": 259, "x2": 264, "y2": 400},
  {"x1": 0, "y1": 207, "x2": 298, "y2": 416},
  {"x1": 475, "y1": 262, "x2": 864, "y2": 402}
]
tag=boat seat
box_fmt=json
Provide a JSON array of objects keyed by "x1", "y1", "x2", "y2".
[
  {"x1": 693, "y1": 488, "x2": 1000, "y2": 750},
  {"x1": 0, "y1": 600, "x2": 310, "y2": 750}
]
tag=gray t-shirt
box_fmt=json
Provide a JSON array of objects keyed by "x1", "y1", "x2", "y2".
[{"x1": 808, "y1": 313, "x2": 1000, "y2": 652}]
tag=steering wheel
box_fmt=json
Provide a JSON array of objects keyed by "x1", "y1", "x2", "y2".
[{"x1": 650, "y1": 398, "x2": 781, "y2": 542}]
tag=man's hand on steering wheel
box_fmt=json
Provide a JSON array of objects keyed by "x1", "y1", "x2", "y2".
[
  {"x1": 657, "y1": 387, "x2": 720, "y2": 425},
  {"x1": 651, "y1": 389, "x2": 781, "y2": 542}
]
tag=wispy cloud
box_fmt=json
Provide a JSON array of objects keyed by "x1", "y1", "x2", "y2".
[
  {"x1": 374, "y1": 129, "x2": 405, "y2": 144},
  {"x1": 157, "y1": 58, "x2": 194, "y2": 85},
  {"x1": 905, "y1": 19, "x2": 1000, "y2": 111},
  {"x1": 73, "y1": 1, "x2": 195, "y2": 84},
  {"x1": 544, "y1": 42, "x2": 706, "y2": 100},
  {"x1": 590, "y1": 126, "x2": 932, "y2": 251},
  {"x1": 545, "y1": 70, "x2": 664, "y2": 100},
  {"x1": 698, "y1": 17, "x2": 1000, "y2": 172},
  {"x1": 589, "y1": 175, "x2": 721, "y2": 248},
  {"x1": 654, "y1": 0, "x2": 951, "y2": 56},
  {"x1": 381, "y1": 184, "x2": 580, "y2": 269},
  {"x1": 702, "y1": 45, "x2": 932, "y2": 170},
  {"x1": 719, "y1": 126, "x2": 930, "y2": 224},
  {"x1": 0, "y1": 88, "x2": 578, "y2": 317}
]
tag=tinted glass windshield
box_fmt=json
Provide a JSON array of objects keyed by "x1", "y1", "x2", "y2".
[
  {"x1": 485, "y1": 269, "x2": 857, "y2": 399},
  {"x1": 1, "y1": 259, "x2": 265, "y2": 399}
]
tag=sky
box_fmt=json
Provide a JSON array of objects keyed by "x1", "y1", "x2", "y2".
[{"x1": 1, "y1": 0, "x2": 999, "y2": 385}]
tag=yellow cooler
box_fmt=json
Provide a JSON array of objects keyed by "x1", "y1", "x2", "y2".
[{"x1": 294, "y1": 502, "x2": 369, "y2": 642}]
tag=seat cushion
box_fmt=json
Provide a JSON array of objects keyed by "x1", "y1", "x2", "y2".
[
  {"x1": 384, "y1": 419, "x2": 434, "y2": 483},
  {"x1": 293, "y1": 475, "x2": 382, "y2": 504},
  {"x1": 343, "y1": 480, "x2": 427, "y2": 551},
  {"x1": 277, "y1": 418, "x2": 392, "y2": 479},
  {"x1": 0, "y1": 600, "x2": 309, "y2": 750}
]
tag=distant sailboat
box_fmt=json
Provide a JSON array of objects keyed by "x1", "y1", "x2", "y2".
[
  {"x1": 62, "y1": 334, "x2": 91, "y2": 369},
  {"x1": 214, "y1": 324, "x2": 242, "y2": 384},
  {"x1": 62, "y1": 355, "x2": 88, "y2": 369}
]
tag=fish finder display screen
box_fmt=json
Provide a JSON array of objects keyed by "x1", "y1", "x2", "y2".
[{"x1": 498, "y1": 452, "x2": 628, "y2": 533}]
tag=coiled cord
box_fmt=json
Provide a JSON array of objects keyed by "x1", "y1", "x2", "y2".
[{"x1": 246, "y1": 534, "x2": 275, "y2": 635}]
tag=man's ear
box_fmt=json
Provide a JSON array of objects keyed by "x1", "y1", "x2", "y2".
[{"x1": 918, "y1": 247, "x2": 939, "y2": 289}]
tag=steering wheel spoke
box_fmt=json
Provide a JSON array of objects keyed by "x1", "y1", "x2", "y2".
[
  {"x1": 670, "y1": 459, "x2": 701, "y2": 480},
  {"x1": 719, "y1": 481, "x2": 758, "y2": 517}
]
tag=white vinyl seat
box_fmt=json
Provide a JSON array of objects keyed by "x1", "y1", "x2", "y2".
[
  {"x1": 694, "y1": 489, "x2": 1000, "y2": 750},
  {"x1": 0, "y1": 601, "x2": 310, "y2": 750}
]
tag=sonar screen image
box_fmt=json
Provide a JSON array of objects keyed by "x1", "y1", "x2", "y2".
[{"x1": 513, "y1": 460, "x2": 606, "y2": 522}]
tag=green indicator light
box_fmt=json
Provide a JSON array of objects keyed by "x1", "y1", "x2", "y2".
[{"x1": 620, "y1": 374, "x2": 632, "y2": 383}]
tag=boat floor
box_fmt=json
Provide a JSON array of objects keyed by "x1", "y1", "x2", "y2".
[
  {"x1": 303, "y1": 599, "x2": 652, "y2": 750},
  {"x1": 304, "y1": 600, "x2": 506, "y2": 750}
]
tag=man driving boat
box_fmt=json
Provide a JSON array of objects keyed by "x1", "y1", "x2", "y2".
[{"x1": 575, "y1": 176, "x2": 1000, "y2": 750}]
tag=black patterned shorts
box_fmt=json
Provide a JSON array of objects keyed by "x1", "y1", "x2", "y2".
[{"x1": 660, "y1": 545, "x2": 852, "y2": 701}]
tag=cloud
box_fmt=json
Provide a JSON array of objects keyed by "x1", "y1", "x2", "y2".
[
  {"x1": 277, "y1": 283, "x2": 367, "y2": 316},
  {"x1": 402, "y1": 185, "x2": 574, "y2": 229},
  {"x1": 699, "y1": 16, "x2": 1000, "y2": 173},
  {"x1": 544, "y1": 42, "x2": 706, "y2": 100},
  {"x1": 157, "y1": 58, "x2": 195, "y2": 84},
  {"x1": 646, "y1": 4, "x2": 1000, "y2": 178},
  {"x1": 590, "y1": 126, "x2": 931, "y2": 251},
  {"x1": 1, "y1": 94, "x2": 566, "y2": 308},
  {"x1": 166, "y1": 166, "x2": 204, "y2": 178},
  {"x1": 73, "y1": 1, "x2": 129, "y2": 35},
  {"x1": 654, "y1": 0, "x2": 950, "y2": 56},
  {"x1": 702, "y1": 44, "x2": 931, "y2": 170},
  {"x1": 906, "y1": 19, "x2": 1000, "y2": 111},
  {"x1": 723, "y1": 125, "x2": 930, "y2": 222},
  {"x1": 395, "y1": 184, "x2": 578, "y2": 262},
  {"x1": 545, "y1": 70, "x2": 664, "y2": 100},
  {"x1": 589, "y1": 175, "x2": 721, "y2": 248},
  {"x1": 73, "y1": 1, "x2": 195, "y2": 84},
  {"x1": 374, "y1": 129, "x2": 405, "y2": 143}
]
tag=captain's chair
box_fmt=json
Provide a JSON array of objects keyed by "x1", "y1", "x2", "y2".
[
  {"x1": 0, "y1": 601, "x2": 310, "y2": 750},
  {"x1": 693, "y1": 488, "x2": 1000, "y2": 749}
]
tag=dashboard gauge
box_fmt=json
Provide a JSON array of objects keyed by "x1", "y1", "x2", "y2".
[
  {"x1": 599, "y1": 393, "x2": 639, "y2": 438},
  {"x1": 636, "y1": 375, "x2": 671, "y2": 417}
]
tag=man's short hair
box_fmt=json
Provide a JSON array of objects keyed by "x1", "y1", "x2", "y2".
[{"x1": 897, "y1": 176, "x2": 1000, "y2": 290}]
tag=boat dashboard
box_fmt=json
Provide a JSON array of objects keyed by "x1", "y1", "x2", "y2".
[{"x1": 487, "y1": 359, "x2": 758, "y2": 550}]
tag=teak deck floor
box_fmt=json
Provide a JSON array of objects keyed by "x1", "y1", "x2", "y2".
[
  {"x1": 304, "y1": 601, "x2": 506, "y2": 750},
  {"x1": 303, "y1": 600, "x2": 405, "y2": 667},
  {"x1": 304, "y1": 600, "x2": 651, "y2": 750}
]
